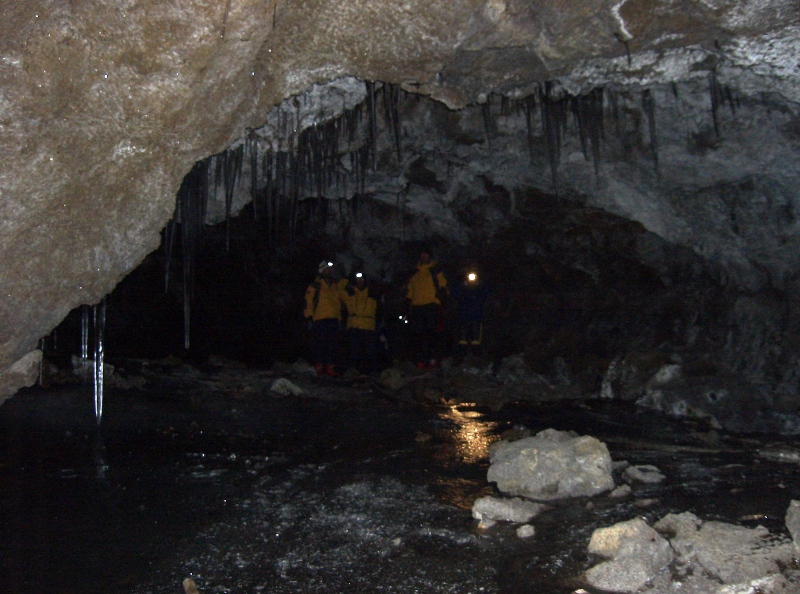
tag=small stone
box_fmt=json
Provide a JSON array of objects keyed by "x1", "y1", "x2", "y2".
[
  {"x1": 609, "y1": 484, "x2": 632, "y2": 499},
  {"x1": 516, "y1": 524, "x2": 535, "y2": 538},
  {"x1": 623, "y1": 464, "x2": 666, "y2": 484}
]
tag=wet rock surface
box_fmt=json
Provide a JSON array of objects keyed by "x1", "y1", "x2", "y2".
[{"x1": 4, "y1": 358, "x2": 800, "y2": 593}]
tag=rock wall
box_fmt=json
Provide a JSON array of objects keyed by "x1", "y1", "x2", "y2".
[{"x1": 1, "y1": 0, "x2": 799, "y2": 398}]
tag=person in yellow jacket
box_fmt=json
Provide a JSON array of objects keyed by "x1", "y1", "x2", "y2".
[
  {"x1": 304, "y1": 260, "x2": 348, "y2": 377},
  {"x1": 344, "y1": 271, "x2": 379, "y2": 373},
  {"x1": 405, "y1": 246, "x2": 447, "y2": 369}
]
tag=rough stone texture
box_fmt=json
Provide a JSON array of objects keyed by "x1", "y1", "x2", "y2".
[
  {"x1": 585, "y1": 517, "x2": 673, "y2": 593},
  {"x1": 786, "y1": 500, "x2": 800, "y2": 550},
  {"x1": 487, "y1": 428, "x2": 614, "y2": 499},
  {"x1": 623, "y1": 464, "x2": 666, "y2": 484},
  {"x1": 663, "y1": 517, "x2": 794, "y2": 585},
  {"x1": 0, "y1": 349, "x2": 42, "y2": 403},
  {"x1": 471, "y1": 495, "x2": 546, "y2": 524},
  {"x1": 2, "y1": 0, "x2": 800, "y2": 398}
]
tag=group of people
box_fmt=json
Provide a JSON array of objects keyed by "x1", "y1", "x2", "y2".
[{"x1": 304, "y1": 247, "x2": 489, "y2": 377}]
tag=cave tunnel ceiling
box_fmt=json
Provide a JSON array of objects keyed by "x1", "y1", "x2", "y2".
[{"x1": 1, "y1": 0, "x2": 800, "y2": 400}]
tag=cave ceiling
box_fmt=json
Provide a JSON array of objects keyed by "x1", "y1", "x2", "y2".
[{"x1": 1, "y1": 0, "x2": 799, "y2": 395}]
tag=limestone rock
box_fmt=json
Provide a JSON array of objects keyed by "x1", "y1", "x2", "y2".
[
  {"x1": 487, "y1": 429, "x2": 614, "y2": 500},
  {"x1": 270, "y1": 378, "x2": 304, "y2": 396},
  {"x1": 585, "y1": 518, "x2": 673, "y2": 593},
  {"x1": 623, "y1": 464, "x2": 666, "y2": 484},
  {"x1": 471, "y1": 496, "x2": 546, "y2": 524},
  {"x1": 516, "y1": 524, "x2": 535, "y2": 539},
  {"x1": 786, "y1": 500, "x2": 800, "y2": 549},
  {"x1": 0, "y1": 350, "x2": 42, "y2": 403}
]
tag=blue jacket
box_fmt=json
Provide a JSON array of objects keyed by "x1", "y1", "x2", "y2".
[{"x1": 450, "y1": 281, "x2": 489, "y2": 323}]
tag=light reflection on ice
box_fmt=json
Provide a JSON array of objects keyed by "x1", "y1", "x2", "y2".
[{"x1": 438, "y1": 406, "x2": 499, "y2": 463}]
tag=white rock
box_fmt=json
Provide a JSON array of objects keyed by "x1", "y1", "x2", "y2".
[
  {"x1": 270, "y1": 378, "x2": 304, "y2": 396},
  {"x1": 623, "y1": 464, "x2": 666, "y2": 484},
  {"x1": 471, "y1": 496, "x2": 545, "y2": 524},
  {"x1": 487, "y1": 429, "x2": 614, "y2": 500},
  {"x1": 516, "y1": 524, "x2": 535, "y2": 539}
]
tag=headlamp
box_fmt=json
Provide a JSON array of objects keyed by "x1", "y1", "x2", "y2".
[
  {"x1": 355, "y1": 272, "x2": 363, "y2": 278},
  {"x1": 468, "y1": 272, "x2": 477, "y2": 282}
]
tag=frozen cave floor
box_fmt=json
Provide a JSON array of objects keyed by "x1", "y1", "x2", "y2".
[{"x1": 2, "y1": 357, "x2": 800, "y2": 594}]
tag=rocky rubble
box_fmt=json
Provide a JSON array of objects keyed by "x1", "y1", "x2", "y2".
[{"x1": 580, "y1": 510, "x2": 799, "y2": 593}]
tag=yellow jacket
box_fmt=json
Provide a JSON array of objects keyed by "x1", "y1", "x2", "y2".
[
  {"x1": 344, "y1": 285, "x2": 377, "y2": 331},
  {"x1": 406, "y1": 261, "x2": 447, "y2": 306},
  {"x1": 304, "y1": 277, "x2": 348, "y2": 321}
]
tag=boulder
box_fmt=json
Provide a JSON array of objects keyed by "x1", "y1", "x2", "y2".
[
  {"x1": 487, "y1": 429, "x2": 614, "y2": 500},
  {"x1": 623, "y1": 464, "x2": 666, "y2": 484},
  {"x1": 0, "y1": 350, "x2": 42, "y2": 404},
  {"x1": 471, "y1": 496, "x2": 546, "y2": 524},
  {"x1": 585, "y1": 518, "x2": 673, "y2": 593},
  {"x1": 270, "y1": 378, "x2": 304, "y2": 396},
  {"x1": 655, "y1": 512, "x2": 794, "y2": 585},
  {"x1": 785, "y1": 500, "x2": 800, "y2": 549}
]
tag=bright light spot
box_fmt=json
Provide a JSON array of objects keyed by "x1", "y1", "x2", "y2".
[
  {"x1": 103, "y1": 73, "x2": 108, "y2": 78},
  {"x1": 355, "y1": 272, "x2": 363, "y2": 278},
  {"x1": 437, "y1": 406, "x2": 498, "y2": 463},
  {"x1": 468, "y1": 272, "x2": 477, "y2": 282},
  {"x1": 327, "y1": 261, "x2": 333, "y2": 267}
]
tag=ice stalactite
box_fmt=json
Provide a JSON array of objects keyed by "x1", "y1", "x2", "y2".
[
  {"x1": 163, "y1": 219, "x2": 177, "y2": 293},
  {"x1": 367, "y1": 80, "x2": 378, "y2": 171},
  {"x1": 38, "y1": 337, "x2": 45, "y2": 386},
  {"x1": 81, "y1": 304, "x2": 90, "y2": 382},
  {"x1": 482, "y1": 96, "x2": 493, "y2": 152},
  {"x1": 248, "y1": 131, "x2": 259, "y2": 221},
  {"x1": 709, "y1": 69, "x2": 737, "y2": 139},
  {"x1": 641, "y1": 89, "x2": 659, "y2": 176},
  {"x1": 93, "y1": 296, "x2": 106, "y2": 425},
  {"x1": 382, "y1": 83, "x2": 402, "y2": 162},
  {"x1": 177, "y1": 160, "x2": 209, "y2": 350},
  {"x1": 215, "y1": 145, "x2": 244, "y2": 253},
  {"x1": 571, "y1": 88, "x2": 605, "y2": 180},
  {"x1": 524, "y1": 95, "x2": 536, "y2": 163},
  {"x1": 539, "y1": 82, "x2": 569, "y2": 195},
  {"x1": 607, "y1": 89, "x2": 623, "y2": 140}
]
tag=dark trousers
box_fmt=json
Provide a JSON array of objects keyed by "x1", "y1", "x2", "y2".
[
  {"x1": 410, "y1": 303, "x2": 441, "y2": 364},
  {"x1": 348, "y1": 328, "x2": 378, "y2": 373},
  {"x1": 312, "y1": 318, "x2": 340, "y2": 366}
]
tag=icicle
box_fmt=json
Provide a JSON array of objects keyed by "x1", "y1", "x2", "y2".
[
  {"x1": 81, "y1": 304, "x2": 89, "y2": 361},
  {"x1": 383, "y1": 83, "x2": 402, "y2": 161},
  {"x1": 584, "y1": 88, "x2": 605, "y2": 181},
  {"x1": 539, "y1": 82, "x2": 566, "y2": 195},
  {"x1": 524, "y1": 95, "x2": 536, "y2": 163},
  {"x1": 641, "y1": 89, "x2": 659, "y2": 176},
  {"x1": 709, "y1": 70, "x2": 722, "y2": 138},
  {"x1": 570, "y1": 95, "x2": 590, "y2": 161},
  {"x1": 481, "y1": 96, "x2": 492, "y2": 152},
  {"x1": 38, "y1": 337, "x2": 45, "y2": 386},
  {"x1": 367, "y1": 80, "x2": 378, "y2": 171},
  {"x1": 248, "y1": 131, "x2": 259, "y2": 221},
  {"x1": 93, "y1": 297, "x2": 106, "y2": 426},
  {"x1": 500, "y1": 94, "x2": 511, "y2": 117},
  {"x1": 177, "y1": 159, "x2": 209, "y2": 350}
]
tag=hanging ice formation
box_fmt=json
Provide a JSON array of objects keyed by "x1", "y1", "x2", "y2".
[
  {"x1": 81, "y1": 304, "x2": 90, "y2": 381},
  {"x1": 539, "y1": 82, "x2": 569, "y2": 195},
  {"x1": 174, "y1": 160, "x2": 209, "y2": 350},
  {"x1": 383, "y1": 83, "x2": 402, "y2": 161},
  {"x1": 641, "y1": 89, "x2": 659, "y2": 176},
  {"x1": 482, "y1": 96, "x2": 493, "y2": 152},
  {"x1": 708, "y1": 69, "x2": 737, "y2": 139},
  {"x1": 93, "y1": 297, "x2": 106, "y2": 425},
  {"x1": 214, "y1": 144, "x2": 244, "y2": 253}
]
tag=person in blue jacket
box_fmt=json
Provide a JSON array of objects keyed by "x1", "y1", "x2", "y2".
[{"x1": 449, "y1": 265, "x2": 489, "y2": 355}]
